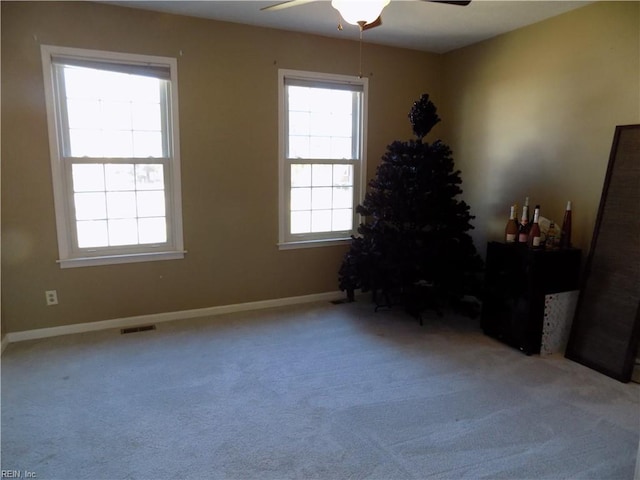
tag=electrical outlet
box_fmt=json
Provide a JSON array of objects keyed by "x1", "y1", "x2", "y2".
[{"x1": 45, "y1": 290, "x2": 58, "y2": 306}]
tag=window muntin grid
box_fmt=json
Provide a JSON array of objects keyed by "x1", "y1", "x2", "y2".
[
  {"x1": 42, "y1": 45, "x2": 184, "y2": 267},
  {"x1": 281, "y1": 73, "x2": 365, "y2": 245}
]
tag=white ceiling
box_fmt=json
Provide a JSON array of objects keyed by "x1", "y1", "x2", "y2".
[{"x1": 106, "y1": 0, "x2": 592, "y2": 53}]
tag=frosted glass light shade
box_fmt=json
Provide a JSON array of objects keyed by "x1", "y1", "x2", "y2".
[{"x1": 331, "y1": 0, "x2": 390, "y2": 26}]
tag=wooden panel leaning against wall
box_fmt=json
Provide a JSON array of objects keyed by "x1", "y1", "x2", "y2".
[{"x1": 565, "y1": 124, "x2": 640, "y2": 383}]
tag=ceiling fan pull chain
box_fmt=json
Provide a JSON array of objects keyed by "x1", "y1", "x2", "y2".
[{"x1": 358, "y1": 25, "x2": 363, "y2": 78}]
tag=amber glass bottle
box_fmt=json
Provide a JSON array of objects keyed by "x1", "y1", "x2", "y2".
[{"x1": 505, "y1": 205, "x2": 518, "y2": 243}]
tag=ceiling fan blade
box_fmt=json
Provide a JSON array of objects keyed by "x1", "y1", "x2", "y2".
[
  {"x1": 260, "y1": 0, "x2": 317, "y2": 11},
  {"x1": 362, "y1": 16, "x2": 383, "y2": 31},
  {"x1": 425, "y1": 0, "x2": 471, "y2": 5}
]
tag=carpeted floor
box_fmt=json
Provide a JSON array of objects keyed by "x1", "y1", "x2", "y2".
[{"x1": 2, "y1": 300, "x2": 639, "y2": 479}]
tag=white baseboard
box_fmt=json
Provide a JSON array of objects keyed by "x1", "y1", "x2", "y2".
[
  {"x1": 1, "y1": 335, "x2": 9, "y2": 354},
  {"x1": 3, "y1": 291, "x2": 346, "y2": 347}
]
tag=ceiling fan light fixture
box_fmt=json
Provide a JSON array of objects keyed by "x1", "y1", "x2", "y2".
[{"x1": 331, "y1": 0, "x2": 390, "y2": 27}]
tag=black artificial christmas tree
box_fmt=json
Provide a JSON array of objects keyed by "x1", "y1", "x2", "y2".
[{"x1": 339, "y1": 94, "x2": 482, "y2": 320}]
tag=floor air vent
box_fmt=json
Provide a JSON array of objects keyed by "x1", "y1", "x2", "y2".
[{"x1": 121, "y1": 325, "x2": 156, "y2": 335}]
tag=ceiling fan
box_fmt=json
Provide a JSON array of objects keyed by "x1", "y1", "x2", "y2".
[
  {"x1": 262, "y1": 0, "x2": 470, "y2": 77},
  {"x1": 261, "y1": 0, "x2": 471, "y2": 32}
]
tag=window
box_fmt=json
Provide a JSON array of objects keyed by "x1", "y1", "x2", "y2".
[
  {"x1": 278, "y1": 70, "x2": 367, "y2": 249},
  {"x1": 41, "y1": 45, "x2": 184, "y2": 268}
]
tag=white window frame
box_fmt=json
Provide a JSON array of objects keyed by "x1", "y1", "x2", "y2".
[
  {"x1": 278, "y1": 69, "x2": 368, "y2": 250},
  {"x1": 41, "y1": 45, "x2": 185, "y2": 268}
]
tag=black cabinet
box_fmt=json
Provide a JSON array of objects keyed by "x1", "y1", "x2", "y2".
[{"x1": 481, "y1": 241, "x2": 581, "y2": 355}]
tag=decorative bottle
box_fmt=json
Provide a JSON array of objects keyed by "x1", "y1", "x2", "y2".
[
  {"x1": 517, "y1": 204, "x2": 530, "y2": 243},
  {"x1": 524, "y1": 196, "x2": 530, "y2": 224},
  {"x1": 505, "y1": 205, "x2": 518, "y2": 243},
  {"x1": 528, "y1": 206, "x2": 542, "y2": 248},
  {"x1": 560, "y1": 201, "x2": 572, "y2": 248}
]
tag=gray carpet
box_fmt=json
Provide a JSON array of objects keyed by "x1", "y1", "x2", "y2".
[{"x1": 2, "y1": 300, "x2": 639, "y2": 479}]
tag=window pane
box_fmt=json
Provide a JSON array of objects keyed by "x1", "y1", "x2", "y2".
[
  {"x1": 288, "y1": 136, "x2": 309, "y2": 159},
  {"x1": 309, "y1": 136, "x2": 331, "y2": 159},
  {"x1": 136, "y1": 164, "x2": 164, "y2": 190},
  {"x1": 74, "y1": 192, "x2": 106, "y2": 220},
  {"x1": 77, "y1": 220, "x2": 108, "y2": 248},
  {"x1": 333, "y1": 187, "x2": 353, "y2": 209},
  {"x1": 332, "y1": 209, "x2": 353, "y2": 231},
  {"x1": 133, "y1": 131, "x2": 163, "y2": 158},
  {"x1": 139, "y1": 217, "x2": 167, "y2": 244},
  {"x1": 291, "y1": 188, "x2": 311, "y2": 211},
  {"x1": 106, "y1": 192, "x2": 137, "y2": 219},
  {"x1": 289, "y1": 111, "x2": 310, "y2": 136},
  {"x1": 311, "y1": 187, "x2": 332, "y2": 210},
  {"x1": 333, "y1": 164, "x2": 353, "y2": 187},
  {"x1": 129, "y1": 76, "x2": 161, "y2": 103},
  {"x1": 108, "y1": 218, "x2": 138, "y2": 246},
  {"x1": 310, "y1": 112, "x2": 333, "y2": 137},
  {"x1": 105, "y1": 164, "x2": 135, "y2": 191},
  {"x1": 312, "y1": 164, "x2": 333, "y2": 186},
  {"x1": 73, "y1": 164, "x2": 105, "y2": 192},
  {"x1": 101, "y1": 101, "x2": 132, "y2": 130},
  {"x1": 132, "y1": 102, "x2": 162, "y2": 131},
  {"x1": 286, "y1": 86, "x2": 357, "y2": 161},
  {"x1": 330, "y1": 137, "x2": 352, "y2": 159},
  {"x1": 329, "y1": 113, "x2": 352, "y2": 137},
  {"x1": 100, "y1": 71, "x2": 132, "y2": 102},
  {"x1": 291, "y1": 165, "x2": 311, "y2": 187},
  {"x1": 67, "y1": 99, "x2": 101, "y2": 129},
  {"x1": 309, "y1": 89, "x2": 352, "y2": 114},
  {"x1": 62, "y1": 65, "x2": 165, "y2": 159},
  {"x1": 288, "y1": 86, "x2": 310, "y2": 111},
  {"x1": 69, "y1": 129, "x2": 103, "y2": 157},
  {"x1": 291, "y1": 211, "x2": 311, "y2": 234},
  {"x1": 311, "y1": 210, "x2": 332, "y2": 233},
  {"x1": 64, "y1": 67, "x2": 102, "y2": 100},
  {"x1": 103, "y1": 130, "x2": 133, "y2": 158},
  {"x1": 137, "y1": 191, "x2": 166, "y2": 217}
]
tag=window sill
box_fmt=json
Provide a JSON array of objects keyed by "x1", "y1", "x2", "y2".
[
  {"x1": 278, "y1": 238, "x2": 351, "y2": 250},
  {"x1": 58, "y1": 250, "x2": 186, "y2": 268}
]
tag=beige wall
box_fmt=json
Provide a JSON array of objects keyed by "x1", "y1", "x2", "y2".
[
  {"x1": 1, "y1": 1, "x2": 442, "y2": 333},
  {"x1": 3, "y1": 1, "x2": 638, "y2": 336},
  {"x1": 441, "y1": 1, "x2": 640, "y2": 254}
]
